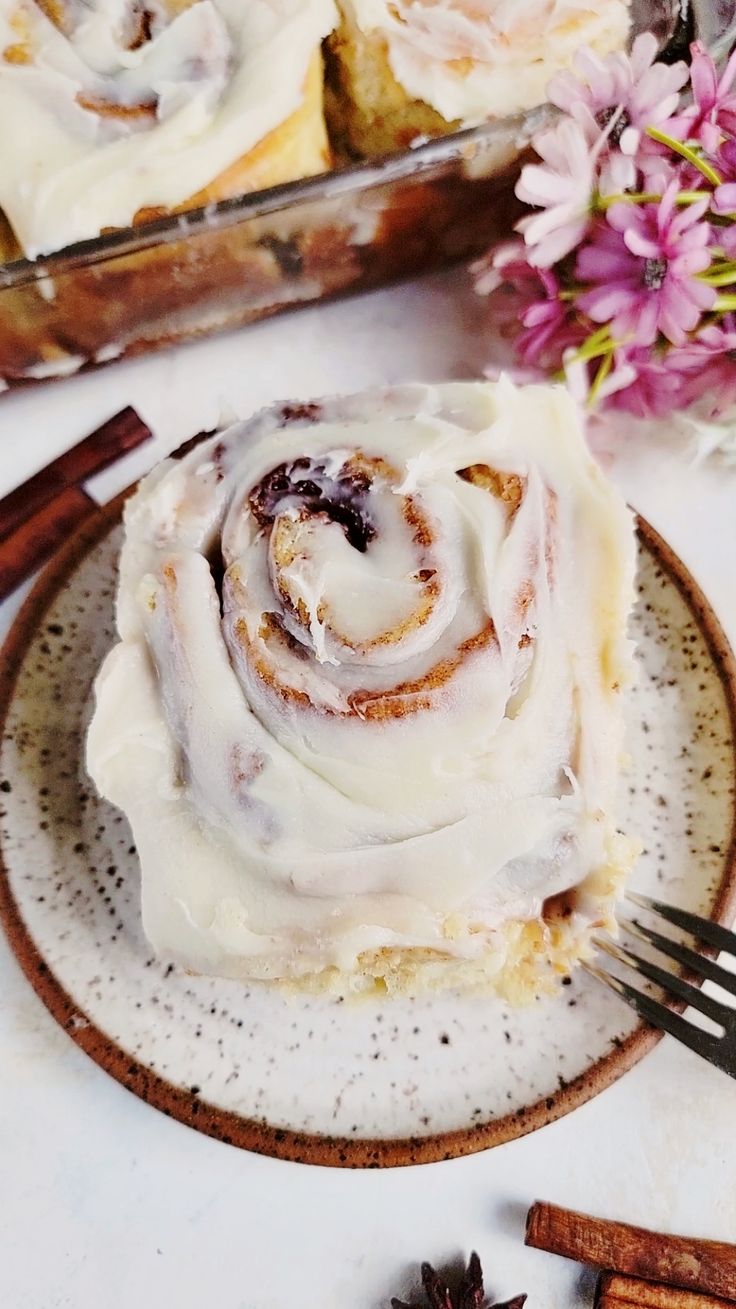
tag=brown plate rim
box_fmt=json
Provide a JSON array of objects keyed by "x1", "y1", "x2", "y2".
[{"x1": 1, "y1": 495, "x2": 735, "y2": 1168}]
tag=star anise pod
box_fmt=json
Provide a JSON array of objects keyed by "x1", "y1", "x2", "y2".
[{"x1": 391, "y1": 1252, "x2": 527, "y2": 1309}]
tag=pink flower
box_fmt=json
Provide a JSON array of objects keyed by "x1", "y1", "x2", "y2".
[
  {"x1": 517, "y1": 267, "x2": 586, "y2": 369},
  {"x1": 599, "y1": 147, "x2": 638, "y2": 199},
  {"x1": 472, "y1": 238, "x2": 526, "y2": 296},
  {"x1": 576, "y1": 186, "x2": 716, "y2": 346},
  {"x1": 709, "y1": 170, "x2": 736, "y2": 254},
  {"x1": 564, "y1": 341, "x2": 686, "y2": 418},
  {"x1": 597, "y1": 326, "x2": 736, "y2": 421},
  {"x1": 516, "y1": 118, "x2": 597, "y2": 267},
  {"x1": 473, "y1": 241, "x2": 584, "y2": 370},
  {"x1": 479, "y1": 35, "x2": 736, "y2": 423},
  {"x1": 667, "y1": 321, "x2": 736, "y2": 414},
  {"x1": 668, "y1": 42, "x2": 736, "y2": 153},
  {"x1": 712, "y1": 180, "x2": 736, "y2": 215},
  {"x1": 715, "y1": 135, "x2": 736, "y2": 182},
  {"x1": 637, "y1": 150, "x2": 679, "y2": 196},
  {"x1": 714, "y1": 224, "x2": 736, "y2": 259},
  {"x1": 563, "y1": 345, "x2": 637, "y2": 408},
  {"x1": 473, "y1": 239, "x2": 547, "y2": 350},
  {"x1": 547, "y1": 33, "x2": 688, "y2": 156},
  {"x1": 605, "y1": 347, "x2": 686, "y2": 418}
]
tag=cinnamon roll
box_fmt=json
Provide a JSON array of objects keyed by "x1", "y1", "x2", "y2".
[
  {"x1": 87, "y1": 380, "x2": 638, "y2": 997},
  {"x1": 326, "y1": 0, "x2": 632, "y2": 156},
  {"x1": 0, "y1": 0, "x2": 337, "y2": 257}
]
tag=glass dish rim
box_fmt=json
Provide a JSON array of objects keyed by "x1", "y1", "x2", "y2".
[
  {"x1": 2, "y1": 0, "x2": 734, "y2": 293},
  {"x1": 0, "y1": 106, "x2": 548, "y2": 292}
]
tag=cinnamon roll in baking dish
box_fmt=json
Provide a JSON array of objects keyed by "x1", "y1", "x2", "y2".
[
  {"x1": 326, "y1": 0, "x2": 632, "y2": 155},
  {"x1": 87, "y1": 380, "x2": 638, "y2": 997},
  {"x1": 0, "y1": 0, "x2": 635, "y2": 261},
  {"x1": 0, "y1": 0, "x2": 337, "y2": 257}
]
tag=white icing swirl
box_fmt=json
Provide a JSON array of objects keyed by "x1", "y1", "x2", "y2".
[
  {"x1": 87, "y1": 380, "x2": 636, "y2": 984},
  {"x1": 0, "y1": 0, "x2": 337, "y2": 255},
  {"x1": 343, "y1": 0, "x2": 632, "y2": 124}
]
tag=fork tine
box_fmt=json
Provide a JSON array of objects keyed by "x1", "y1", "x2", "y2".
[
  {"x1": 594, "y1": 936, "x2": 731, "y2": 1029},
  {"x1": 625, "y1": 918, "x2": 736, "y2": 999},
  {"x1": 583, "y1": 961, "x2": 723, "y2": 1060},
  {"x1": 626, "y1": 892, "x2": 736, "y2": 957}
]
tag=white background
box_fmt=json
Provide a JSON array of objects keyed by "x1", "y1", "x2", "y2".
[{"x1": 1, "y1": 270, "x2": 736, "y2": 1309}]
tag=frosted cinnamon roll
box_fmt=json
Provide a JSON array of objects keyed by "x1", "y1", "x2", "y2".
[
  {"x1": 87, "y1": 380, "x2": 638, "y2": 997},
  {"x1": 327, "y1": 0, "x2": 632, "y2": 156},
  {"x1": 0, "y1": 0, "x2": 337, "y2": 257}
]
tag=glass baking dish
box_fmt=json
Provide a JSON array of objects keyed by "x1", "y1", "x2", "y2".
[{"x1": 1, "y1": 0, "x2": 734, "y2": 391}]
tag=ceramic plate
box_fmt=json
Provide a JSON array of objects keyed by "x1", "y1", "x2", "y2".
[{"x1": 1, "y1": 502, "x2": 735, "y2": 1167}]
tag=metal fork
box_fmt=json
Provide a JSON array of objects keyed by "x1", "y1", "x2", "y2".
[{"x1": 584, "y1": 891, "x2": 736, "y2": 1078}]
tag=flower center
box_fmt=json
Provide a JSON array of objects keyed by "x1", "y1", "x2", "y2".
[
  {"x1": 643, "y1": 257, "x2": 667, "y2": 290},
  {"x1": 596, "y1": 105, "x2": 630, "y2": 146}
]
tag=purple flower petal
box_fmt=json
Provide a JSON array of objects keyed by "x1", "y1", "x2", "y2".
[
  {"x1": 714, "y1": 183, "x2": 736, "y2": 214},
  {"x1": 606, "y1": 202, "x2": 641, "y2": 234},
  {"x1": 576, "y1": 248, "x2": 638, "y2": 281},
  {"x1": 579, "y1": 285, "x2": 637, "y2": 321},
  {"x1": 690, "y1": 44, "x2": 718, "y2": 109},
  {"x1": 684, "y1": 278, "x2": 717, "y2": 311},
  {"x1": 632, "y1": 297, "x2": 660, "y2": 345},
  {"x1": 624, "y1": 229, "x2": 662, "y2": 259}
]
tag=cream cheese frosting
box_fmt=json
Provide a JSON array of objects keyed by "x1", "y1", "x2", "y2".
[
  {"x1": 343, "y1": 0, "x2": 631, "y2": 124},
  {"x1": 0, "y1": 0, "x2": 337, "y2": 256},
  {"x1": 87, "y1": 380, "x2": 637, "y2": 987}
]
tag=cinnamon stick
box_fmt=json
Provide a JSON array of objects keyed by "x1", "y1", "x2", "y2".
[
  {"x1": 0, "y1": 484, "x2": 96, "y2": 599},
  {"x1": 0, "y1": 406, "x2": 151, "y2": 542},
  {"x1": 598, "y1": 1293, "x2": 733, "y2": 1306},
  {"x1": 525, "y1": 1204, "x2": 736, "y2": 1301},
  {"x1": 596, "y1": 1272, "x2": 736, "y2": 1308}
]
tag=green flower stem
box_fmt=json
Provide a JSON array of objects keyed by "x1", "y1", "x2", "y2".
[
  {"x1": 568, "y1": 330, "x2": 617, "y2": 367},
  {"x1": 710, "y1": 248, "x2": 736, "y2": 265},
  {"x1": 596, "y1": 192, "x2": 660, "y2": 208},
  {"x1": 561, "y1": 328, "x2": 632, "y2": 393},
  {"x1": 699, "y1": 267, "x2": 736, "y2": 287},
  {"x1": 645, "y1": 126, "x2": 722, "y2": 186},
  {"x1": 587, "y1": 353, "x2": 614, "y2": 407},
  {"x1": 673, "y1": 191, "x2": 711, "y2": 205},
  {"x1": 714, "y1": 294, "x2": 736, "y2": 311},
  {"x1": 596, "y1": 190, "x2": 711, "y2": 209},
  {"x1": 582, "y1": 325, "x2": 612, "y2": 349}
]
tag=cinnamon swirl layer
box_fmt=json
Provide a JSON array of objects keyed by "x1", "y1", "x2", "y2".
[{"x1": 87, "y1": 380, "x2": 638, "y2": 994}]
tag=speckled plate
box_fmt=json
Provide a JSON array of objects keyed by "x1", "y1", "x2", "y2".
[{"x1": 1, "y1": 500, "x2": 735, "y2": 1168}]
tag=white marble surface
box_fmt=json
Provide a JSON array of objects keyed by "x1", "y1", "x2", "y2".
[{"x1": 1, "y1": 271, "x2": 736, "y2": 1309}]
